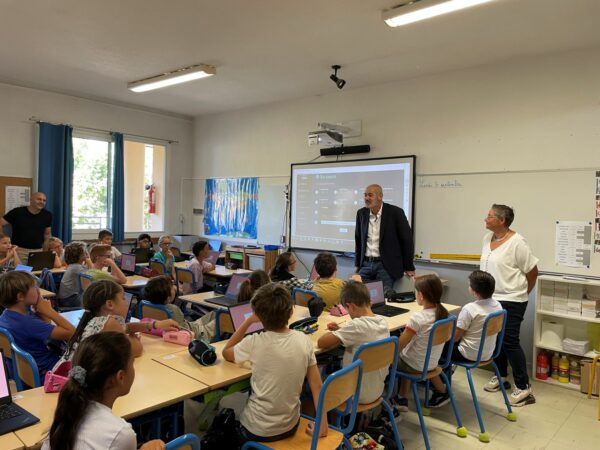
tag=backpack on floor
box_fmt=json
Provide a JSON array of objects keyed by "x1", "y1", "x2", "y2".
[{"x1": 200, "y1": 407, "x2": 240, "y2": 450}]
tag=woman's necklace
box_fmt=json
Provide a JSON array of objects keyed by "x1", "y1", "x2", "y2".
[{"x1": 492, "y1": 230, "x2": 511, "y2": 242}]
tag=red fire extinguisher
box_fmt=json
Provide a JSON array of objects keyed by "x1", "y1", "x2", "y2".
[
  {"x1": 536, "y1": 351, "x2": 549, "y2": 380},
  {"x1": 148, "y1": 184, "x2": 156, "y2": 214}
]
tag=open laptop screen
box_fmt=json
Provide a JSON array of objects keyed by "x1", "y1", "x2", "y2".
[
  {"x1": 0, "y1": 352, "x2": 9, "y2": 400},
  {"x1": 120, "y1": 254, "x2": 136, "y2": 273},
  {"x1": 309, "y1": 265, "x2": 318, "y2": 281},
  {"x1": 365, "y1": 281, "x2": 385, "y2": 306},
  {"x1": 208, "y1": 240, "x2": 222, "y2": 252},
  {"x1": 226, "y1": 273, "x2": 249, "y2": 297},
  {"x1": 205, "y1": 251, "x2": 220, "y2": 266},
  {"x1": 229, "y1": 303, "x2": 264, "y2": 335}
]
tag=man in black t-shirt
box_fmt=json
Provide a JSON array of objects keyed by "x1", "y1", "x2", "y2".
[{"x1": 1, "y1": 192, "x2": 53, "y2": 262}]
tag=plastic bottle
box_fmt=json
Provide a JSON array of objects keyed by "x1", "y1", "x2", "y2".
[
  {"x1": 551, "y1": 352, "x2": 560, "y2": 380},
  {"x1": 536, "y1": 351, "x2": 549, "y2": 380},
  {"x1": 569, "y1": 358, "x2": 581, "y2": 385},
  {"x1": 558, "y1": 354, "x2": 570, "y2": 383}
]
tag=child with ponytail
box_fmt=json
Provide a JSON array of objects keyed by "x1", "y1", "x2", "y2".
[
  {"x1": 55, "y1": 279, "x2": 178, "y2": 368},
  {"x1": 237, "y1": 270, "x2": 270, "y2": 303},
  {"x1": 42, "y1": 332, "x2": 165, "y2": 450},
  {"x1": 393, "y1": 274, "x2": 449, "y2": 412}
]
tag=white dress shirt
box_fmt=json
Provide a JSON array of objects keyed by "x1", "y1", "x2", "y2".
[{"x1": 365, "y1": 208, "x2": 382, "y2": 257}]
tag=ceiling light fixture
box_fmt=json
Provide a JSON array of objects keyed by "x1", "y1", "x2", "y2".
[
  {"x1": 382, "y1": 0, "x2": 495, "y2": 27},
  {"x1": 330, "y1": 65, "x2": 346, "y2": 90},
  {"x1": 127, "y1": 64, "x2": 216, "y2": 93}
]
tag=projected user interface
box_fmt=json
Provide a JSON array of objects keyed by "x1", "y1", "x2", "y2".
[{"x1": 291, "y1": 161, "x2": 413, "y2": 253}]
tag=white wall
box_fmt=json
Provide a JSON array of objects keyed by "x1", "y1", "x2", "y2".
[
  {"x1": 0, "y1": 83, "x2": 194, "y2": 236},
  {"x1": 192, "y1": 46, "x2": 600, "y2": 367}
]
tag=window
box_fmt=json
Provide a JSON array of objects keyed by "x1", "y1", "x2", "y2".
[{"x1": 71, "y1": 132, "x2": 166, "y2": 236}]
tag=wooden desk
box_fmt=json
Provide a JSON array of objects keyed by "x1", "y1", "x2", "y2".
[
  {"x1": 40, "y1": 288, "x2": 55, "y2": 298},
  {"x1": 13, "y1": 335, "x2": 209, "y2": 448},
  {"x1": 206, "y1": 265, "x2": 251, "y2": 278},
  {"x1": 178, "y1": 291, "x2": 222, "y2": 307},
  {"x1": 32, "y1": 267, "x2": 66, "y2": 276},
  {"x1": 123, "y1": 275, "x2": 150, "y2": 289},
  {"x1": 0, "y1": 433, "x2": 24, "y2": 450}
]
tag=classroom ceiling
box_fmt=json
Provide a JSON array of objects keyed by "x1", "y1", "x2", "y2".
[{"x1": 1, "y1": 0, "x2": 599, "y2": 118}]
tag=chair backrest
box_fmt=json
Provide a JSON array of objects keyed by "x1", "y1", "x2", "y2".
[
  {"x1": 0, "y1": 326, "x2": 22, "y2": 391},
  {"x1": 165, "y1": 433, "x2": 201, "y2": 450},
  {"x1": 138, "y1": 300, "x2": 172, "y2": 320},
  {"x1": 214, "y1": 308, "x2": 234, "y2": 340},
  {"x1": 175, "y1": 267, "x2": 196, "y2": 296},
  {"x1": 78, "y1": 273, "x2": 94, "y2": 293},
  {"x1": 417, "y1": 315, "x2": 457, "y2": 376},
  {"x1": 475, "y1": 309, "x2": 507, "y2": 363},
  {"x1": 353, "y1": 336, "x2": 399, "y2": 401},
  {"x1": 11, "y1": 343, "x2": 41, "y2": 390},
  {"x1": 150, "y1": 260, "x2": 167, "y2": 276},
  {"x1": 171, "y1": 247, "x2": 182, "y2": 258},
  {"x1": 292, "y1": 288, "x2": 318, "y2": 307},
  {"x1": 310, "y1": 359, "x2": 363, "y2": 448}
]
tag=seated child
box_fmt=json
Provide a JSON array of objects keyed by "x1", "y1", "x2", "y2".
[
  {"x1": 269, "y1": 252, "x2": 312, "y2": 291},
  {"x1": 143, "y1": 276, "x2": 216, "y2": 342},
  {"x1": 184, "y1": 240, "x2": 216, "y2": 294},
  {"x1": 393, "y1": 274, "x2": 449, "y2": 412},
  {"x1": 317, "y1": 280, "x2": 390, "y2": 404},
  {"x1": 42, "y1": 236, "x2": 67, "y2": 268},
  {"x1": 86, "y1": 244, "x2": 127, "y2": 284},
  {"x1": 132, "y1": 233, "x2": 155, "y2": 256},
  {"x1": 0, "y1": 233, "x2": 21, "y2": 269},
  {"x1": 98, "y1": 229, "x2": 122, "y2": 261},
  {"x1": 43, "y1": 332, "x2": 165, "y2": 450},
  {"x1": 151, "y1": 235, "x2": 175, "y2": 278},
  {"x1": 0, "y1": 271, "x2": 75, "y2": 376},
  {"x1": 56, "y1": 279, "x2": 179, "y2": 367},
  {"x1": 223, "y1": 284, "x2": 327, "y2": 442},
  {"x1": 312, "y1": 252, "x2": 362, "y2": 311},
  {"x1": 427, "y1": 270, "x2": 501, "y2": 407},
  {"x1": 57, "y1": 241, "x2": 93, "y2": 308},
  {"x1": 237, "y1": 270, "x2": 270, "y2": 303}
]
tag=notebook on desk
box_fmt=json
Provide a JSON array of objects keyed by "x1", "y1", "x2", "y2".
[
  {"x1": 205, "y1": 273, "x2": 250, "y2": 307},
  {"x1": 26, "y1": 251, "x2": 55, "y2": 271},
  {"x1": 0, "y1": 350, "x2": 39, "y2": 435},
  {"x1": 229, "y1": 302, "x2": 264, "y2": 335},
  {"x1": 366, "y1": 281, "x2": 409, "y2": 317}
]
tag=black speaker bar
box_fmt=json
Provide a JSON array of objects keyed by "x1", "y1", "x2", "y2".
[{"x1": 320, "y1": 145, "x2": 371, "y2": 156}]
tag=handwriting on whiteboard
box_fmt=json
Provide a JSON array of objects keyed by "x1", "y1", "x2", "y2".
[{"x1": 418, "y1": 179, "x2": 463, "y2": 189}]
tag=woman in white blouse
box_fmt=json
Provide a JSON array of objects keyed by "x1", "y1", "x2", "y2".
[{"x1": 480, "y1": 204, "x2": 538, "y2": 406}]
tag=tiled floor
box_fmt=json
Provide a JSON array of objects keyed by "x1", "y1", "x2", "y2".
[{"x1": 396, "y1": 368, "x2": 599, "y2": 450}]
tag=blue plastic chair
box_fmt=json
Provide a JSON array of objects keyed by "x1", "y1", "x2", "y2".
[
  {"x1": 396, "y1": 315, "x2": 466, "y2": 450},
  {"x1": 214, "y1": 308, "x2": 234, "y2": 341},
  {"x1": 11, "y1": 343, "x2": 41, "y2": 390},
  {"x1": 175, "y1": 267, "x2": 197, "y2": 296},
  {"x1": 137, "y1": 299, "x2": 173, "y2": 320},
  {"x1": 291, "y1": 288, "x2": 319, "y2": 307},
  {"x1": 166, "y1": 433, "x2": 201, "y2": 450},
  {"x1": 0, "y1": 327, "x2": 23, "y2": 391},
  {"x1": 150, "y1": 260, "x2": 168, "y2": 276},
  {"x1": 452, "y1": 309, "x2": 516, "y2": 442},
  {"x1": 241, "y1": 359, "x2": 363, "y2": 450},
  {"x1": 78, "y1": 272, "x2": 94, "y2": 294},
  {"x1": 344, "y1": 336, "x2": 404, "y2": 449}
]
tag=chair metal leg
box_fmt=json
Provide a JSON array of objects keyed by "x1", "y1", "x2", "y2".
[
  {"x1": 492, "y1": 362, "x2": 517, "y2": 421},
  {"x1": 411, "y1": 380, "x2": 431, "y2": 450},
  {"x1": 382, "y1": 399, "x2": 404, "y2": 450},
  {"x1": 465, "y1": 368, "x2": 489, "y2": 442},
  {"x1": 423, "y1": 380, "x2": 431, "y2": 416},
  {"x1": 439, "y1": 371, "x2": 467, "y2": 438}
]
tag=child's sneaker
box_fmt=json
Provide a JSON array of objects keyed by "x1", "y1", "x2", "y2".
[
  {"x1": 510, "y1": 386, "x2": 535, "y2": 406},
  {"x1": 390, "y1": 395, "x2": 408, "y2": 415},
  {"x1": 484, "y1": 375, "x2": 511, "y2": 392},
  {"x1": 428, "y1": 390, "x2": 450, "y2": 408}
]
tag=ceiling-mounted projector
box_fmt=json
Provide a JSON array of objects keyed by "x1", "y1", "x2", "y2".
[{"x1": 308, "y1": 130, "x2": 343, "y2": 147}]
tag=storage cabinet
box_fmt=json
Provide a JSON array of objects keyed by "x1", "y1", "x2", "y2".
[{"x1": 224, "y1": 246, "x2": 279, "y2": 273}]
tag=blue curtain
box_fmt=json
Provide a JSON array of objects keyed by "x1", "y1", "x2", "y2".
[
  {"x1": 38, "y1": 123, "x2": 73, "y2": 243},
  {"x1": 111, "y1": 133, "x2": 125, "y2": 242},
  {"x1": 204, "y1": 178, "x2": 259, "y2": 239}
]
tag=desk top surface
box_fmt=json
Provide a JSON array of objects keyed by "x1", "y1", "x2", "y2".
[
  {"x1": 32, "y1": 266, "x2": 66, "y2": 276},
  {"x1": 12, "y1": 335, "x2": 209, "y2": 447},
  {"x1": 123, "y1": 275, "x2": 150, "y2": 288},
  {"x1": 0, "y1": 432, "x2": 24, "y2": 450}
]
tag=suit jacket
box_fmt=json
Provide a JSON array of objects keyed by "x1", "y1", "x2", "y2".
[{"x1": 355, "y1": 202, "x2": 415, "y2": 280}]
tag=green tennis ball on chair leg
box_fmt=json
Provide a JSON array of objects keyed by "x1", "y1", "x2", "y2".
[
  {"x1": 422, "y1": 407, "x2": 431, "y2": 416},
  {"x1": 456, "y1": 426, "x2": 468, "y2": 438},
  {"x1": 507, "y1": 411, "x2": 517, "y2": 421},
  {"x1": 479, "y1": 431, "x2": 491, "y2": 443}
]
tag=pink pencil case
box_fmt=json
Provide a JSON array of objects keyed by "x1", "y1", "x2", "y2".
[
  {"x1": 330, "y1": 304, "x2": 349, "y2": 317},
  {"x1": 44, "y1": 361, "x2": 72, "y2": 393},
  {"x1": 163, "y1": 329, "x2": 193, "y2": 346},
  {"x1": 140, "y1": 318, "x2": 164, "y2": 336}
]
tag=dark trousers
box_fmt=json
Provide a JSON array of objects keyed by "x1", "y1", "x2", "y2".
[
  {"x1": 358, "y1": 260, "x2": 395, "y2": 294},
  {"x1": 238, "y1": 420, "x2": 300, "y2": 445},
  {"x1": 495, "y1": 301, "x2": 529, "y2": 389}
]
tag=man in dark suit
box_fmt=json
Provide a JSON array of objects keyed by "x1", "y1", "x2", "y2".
[{"x1": 355, "y1": 184, "x2": 415, "y2": 295}]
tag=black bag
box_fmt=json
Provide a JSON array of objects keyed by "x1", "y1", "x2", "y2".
[{"x1": 200, "y1": 408, "x2": 240, "y2": 450}]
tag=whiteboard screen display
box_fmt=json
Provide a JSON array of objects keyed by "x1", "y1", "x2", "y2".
[{"x1": 290, "y1": 156, "x2": 415, "y2": 253}]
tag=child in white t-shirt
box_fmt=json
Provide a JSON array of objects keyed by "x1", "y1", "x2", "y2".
[
  {"x1": 427, "y1": 270, "x2": 502, "y2": 408},
  {"x1": 393, "y1": 274, "x2": 449, "y2": 412},
  {"x1": 222, "y1": 283, "x2": 326, "y2": 444},
  {"x1": 318, "y1": 280, "x2": 389, "y2": 404}
]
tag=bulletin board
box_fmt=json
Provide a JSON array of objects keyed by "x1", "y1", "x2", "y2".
[{"x1": 0, "y1": 176, "x2": 32, "y2": 216}]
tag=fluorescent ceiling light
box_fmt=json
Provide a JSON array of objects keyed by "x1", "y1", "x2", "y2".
[
  {"x1": 382, "y1": 0, "x2": 495, "y2": 27},
  {"x1": 128, "y1": 64, "x2": 216, "y2": 93}
]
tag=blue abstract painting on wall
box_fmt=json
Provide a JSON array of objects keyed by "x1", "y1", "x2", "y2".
[{"x1": 204, "y1": 177, "x2": 258, "y2": 239}]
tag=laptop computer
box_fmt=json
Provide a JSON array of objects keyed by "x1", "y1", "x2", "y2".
[
  {"x1": 366, "y1": 281, "x2": 409, "y2": 317},
  {"x1": 26, "y1": 251, "x2": 55, "y2": 271},
  {"x1": 133, "y1": 248, "x2": 152, "y2": 264},
  {"x1": 205, "y1": 273, "x2": 250, "y2": 307},
  {"x1": 0, "y1": 350, "x2": 40, "y2": 435},
  {"x1": 63, "y1": 292, "x2": 135, "y2": 327},
  {"x1": 229, "y1": 302, "x2": 264, "y2": 335},
  {"x1": 309, "y1": 265, "x2": 318, "y2": 281},
  {"x1": 120, "y1": 253, "x2": 137, "y2": 275},
  {"x1": 204, "y1": 250, "x2": 220, "y2": 266},
  {"x1": 208, "y1": 240, "x2": 222, "y2": 252},
  {"x1": 13, "y1": 265, "x2": 33, "y2": 272}
]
